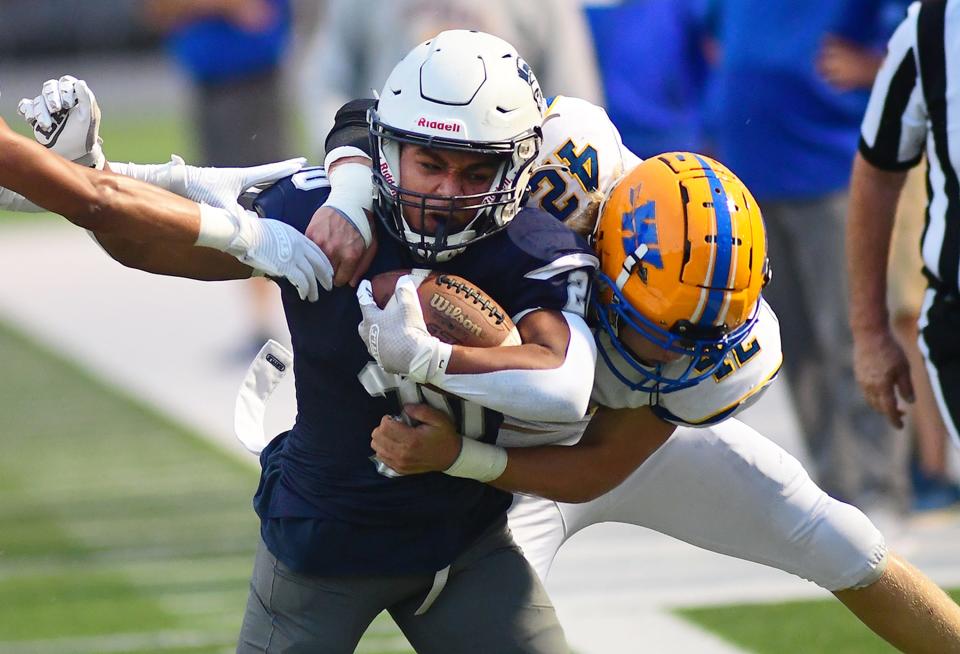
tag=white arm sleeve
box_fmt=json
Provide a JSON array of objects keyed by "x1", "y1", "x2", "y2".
[
  {"x1": 428, "y1": 311, "x2": 596, "y2": 423},
  {"x1": 0, "y1": 187, "x2": 44, "y2": 212}
]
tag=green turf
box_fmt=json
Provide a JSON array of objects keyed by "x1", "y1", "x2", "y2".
[
  {"x1": 678, "y1": 589, "x2": 960, "y2": 653},
  {"x1": 0, "y1": 319, "x2": 414, "y2": 653}
]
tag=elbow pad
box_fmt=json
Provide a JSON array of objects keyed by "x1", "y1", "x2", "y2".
[
  {"x1": 325, "y1": 98, "x2": 376, "y2": 155},
  {"x1": 431, "y1": 312, "x2": 596, "y2": 422}
]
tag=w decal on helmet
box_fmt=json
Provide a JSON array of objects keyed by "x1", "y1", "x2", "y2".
[{"x1": 620, "y1": 193, "x2": 663, "y2": 271}]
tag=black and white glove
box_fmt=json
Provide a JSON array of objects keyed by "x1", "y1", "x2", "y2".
[{"x1": 18, "y1": 75, "x2": 104, "y2": 168}]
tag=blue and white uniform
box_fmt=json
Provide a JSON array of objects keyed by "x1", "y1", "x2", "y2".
[
  {"x1": 504, "y1": 96, "x2": 888, "y2": 592},
  {"x1": 248, "y1": 169, "x2": 597, "y2": 576}
]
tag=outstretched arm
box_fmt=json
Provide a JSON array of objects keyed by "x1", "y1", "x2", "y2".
[
  {"x1": 371, "y1": 403, "x2": 676, "y2": 504},
  {"x1": 0, "y1": 116, "x2": 204, "y2": 241}
]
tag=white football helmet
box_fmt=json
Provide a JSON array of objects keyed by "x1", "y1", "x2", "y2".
[{"x1": 369, "y1": 30, "x2": 545, "y2": 262}]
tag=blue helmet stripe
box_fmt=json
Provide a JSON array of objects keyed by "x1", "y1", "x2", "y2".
[{"x1": 694, "y1": 155, "x2": 732, "y2": 326}]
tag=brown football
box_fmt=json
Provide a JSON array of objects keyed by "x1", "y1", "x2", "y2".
[{"x1": 371, "y1": 269, "x2": 521, "y2": 347}]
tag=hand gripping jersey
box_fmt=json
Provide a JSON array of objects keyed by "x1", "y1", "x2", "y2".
[{"x1": 248, "y1": 167, "x2": 597, "y2": 576}]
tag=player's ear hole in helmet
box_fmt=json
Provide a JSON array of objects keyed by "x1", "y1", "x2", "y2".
[
  {"x1": 591, "y1": 152, "x2": 770, "y2": 392},
  {"x1": 369, "y1": 29, "x2": 545, "y2": 263}
]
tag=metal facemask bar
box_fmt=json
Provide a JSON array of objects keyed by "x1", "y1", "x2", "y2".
[{"x1": 592, "y1": 271, "x2": 760, "y2": 393}]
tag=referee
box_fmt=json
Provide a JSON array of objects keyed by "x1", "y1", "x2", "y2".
[{"x1": 849, "y1": 0, "x2": 960, "y2": 449}]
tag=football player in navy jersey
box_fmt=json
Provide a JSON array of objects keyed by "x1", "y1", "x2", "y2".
[{"x1": 16, "y1": 33, "x2": 599, "y2": 653}]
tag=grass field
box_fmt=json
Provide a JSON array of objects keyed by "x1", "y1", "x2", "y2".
[
  {"x1": 678, "y1": 588, "x2": 960, "y2": 653},
  {"x1": 0, "y1": 320, "x2": 414, "y2": 653}
]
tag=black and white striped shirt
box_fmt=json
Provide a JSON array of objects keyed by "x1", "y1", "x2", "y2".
[{"x1": 860, "y1": 0, "x2": 960, "y2": 293}]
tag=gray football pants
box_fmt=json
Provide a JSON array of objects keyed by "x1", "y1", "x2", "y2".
[{"x1": 236, "y1": 519, "x2": 568, "y2": 653}]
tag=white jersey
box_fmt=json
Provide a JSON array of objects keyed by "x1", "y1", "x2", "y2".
[
  {"x1": 504, "y1": 98, "x2": 882, "y2": 596},
  {"x1": 527, "y1": 95, "x2": 641, "y2": 229},
  {"x1": 498, "y1": 300, "x2": 781, "y2": 447}
]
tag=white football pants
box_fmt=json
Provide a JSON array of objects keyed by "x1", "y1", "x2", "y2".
[{"x1": 507, "y1": 418, "x2": 888, "y2": 592}]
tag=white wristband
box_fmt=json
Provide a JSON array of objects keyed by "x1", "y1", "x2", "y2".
[
  {"x1": 323, "y1": 145, "x2": 370, "y2": 170},
  {"x1": 195, "y1": 203, "x2": 239, "y2": 250},
  {"x1": 444, "y1": 437, "x2": 508, "y2": 482},
  {"x1": 323, "y1": 161, "x2": 375, "y2": 247}
]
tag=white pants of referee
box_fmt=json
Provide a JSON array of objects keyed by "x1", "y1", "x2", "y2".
[{"x1": 508, "y1": 418, "x2": 888, "y2": 593}]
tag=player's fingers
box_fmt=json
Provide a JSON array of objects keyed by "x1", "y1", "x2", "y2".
[
  {"x1": 334, "y1": 247, "x2": 362, "y2": 287},
  {"x1": 299, "y1": 259, "x2": 319, "y2": 302},
  {"x1": 349, "y1": 235, "x2": 378, "y2": 288},
  {"x1": 287, "y1": 266, "x2": 310, "y2": 301},
  {"x1": 41, "y1": 79, "x2": 62, "y2": 115},
  {"x1": 32, "y1": 96, "x2": 54, "y2": 132},
  {"x1": 356, "y1": 280, "x2": 376, "y2": 307},
  {"x1": 57, "y1": 75, "x2": 78, "y2": 109},
  {"x1": 303, "y1": 242, "x2": 334, "y2": 291},
  {"x1": 242, "y1": 157, "x2": 307, "y2": 187},
  {"x1": 17, "y1": 97, "x2": 37, "y2": 123},
  {"x1": 404, "y1": 403, "x2": 450, "y2": 426}
]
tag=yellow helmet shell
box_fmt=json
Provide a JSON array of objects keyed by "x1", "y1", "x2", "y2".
[{"x1": 595, "y1": 152, "x2": 767, "y2": 338}]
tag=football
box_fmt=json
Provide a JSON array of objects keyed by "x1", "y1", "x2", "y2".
[{"x1": 371, "y1": 269, "x2": 522, "y2": 347}]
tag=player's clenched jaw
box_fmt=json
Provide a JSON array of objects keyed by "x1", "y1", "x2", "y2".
[{"x1": 397, "y1": 144, "x2": 505, "y2": 236}]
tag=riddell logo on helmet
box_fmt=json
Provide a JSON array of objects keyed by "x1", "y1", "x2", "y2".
[{"x1": 417, "y1": 117, "x2": 462, "y2": 133}]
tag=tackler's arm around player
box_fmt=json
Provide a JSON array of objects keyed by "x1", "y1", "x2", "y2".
[{"x1": 372, "y1": 401, "x2": 676, "y2": 503}]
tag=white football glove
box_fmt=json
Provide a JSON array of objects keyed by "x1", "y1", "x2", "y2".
[
  {"x1": 18, "y1": 75, "x2": 105, "y2": 169},
  {"x1": 356, "y1": 274, "x2": 452, "y2": 383},
  {"x1": 198, "y1": 204, "x2": 333, "y2": 301},
  {"x1": 110, "y1": 155, "x2": 308, "y2": 210}
]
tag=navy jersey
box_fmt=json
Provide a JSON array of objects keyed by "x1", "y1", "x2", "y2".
[{"x1": 250, "y1": 167, "x2": 596, "y2": 576}]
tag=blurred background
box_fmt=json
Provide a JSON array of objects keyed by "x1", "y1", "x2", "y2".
[{"x1": 1, "y1": 1, "x2": 959, "y2": 653}]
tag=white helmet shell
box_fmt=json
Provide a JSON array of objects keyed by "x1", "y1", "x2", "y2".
[{"x1": 370, "y1": 30, "x2": 545, "y2": 262}]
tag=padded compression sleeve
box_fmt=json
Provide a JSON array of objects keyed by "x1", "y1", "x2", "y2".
[
  {"x1": 324, "y1": 98, "x2": 376, "y2": 155},
  {"x1": 430, "y1": 312, "x2": 596, "y2": 423}
]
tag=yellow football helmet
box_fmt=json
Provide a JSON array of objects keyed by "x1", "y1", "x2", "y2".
[{"x1": 592, "y1": 152, "x2": 769, "y2": 392}]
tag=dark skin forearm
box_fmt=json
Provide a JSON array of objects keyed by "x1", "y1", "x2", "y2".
[
  {"x1": 446, "y1": 308, "x2": 570, "y2": 373},
  {"x1": 491, "y1": 406, "x2": 676, "y2": 503}
]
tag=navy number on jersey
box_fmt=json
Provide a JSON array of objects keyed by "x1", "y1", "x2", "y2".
[{"x1": 695, "y1": 337, "x2": 762, "y2": 382}]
